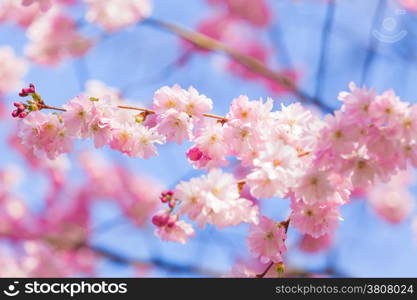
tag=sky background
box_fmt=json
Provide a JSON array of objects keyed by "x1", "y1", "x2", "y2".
[{"x1": 1, "y1": 0, "x2": 417, "y2": 277}]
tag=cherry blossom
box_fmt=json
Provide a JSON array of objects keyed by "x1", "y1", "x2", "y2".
[
  {"x1": 247, "y1": 216, "x2": 287, "y2": 264},
  {"x1": 299, "y1": 234, "x2": 333, "y2": 253},
  {"x1": 0, "y1": 0, "x2": 42, "y2": 27},
  {"x1": 10, "y1": 80, "x2": 417, "y2": 276},
  {"x1": 154, "y1": 214, "x2": 195, "y2": 244},
  {"x1": 174, "y1": 168, "x2": 259, "y2": 229},
  {"x1": 290, "y1": 198, "x2": 342, "y2": 238},
  {"x1": 25, "y1": 10, "x2": 92, "y2": 65}
]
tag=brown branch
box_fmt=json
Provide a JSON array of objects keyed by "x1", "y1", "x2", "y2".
[
  {"x1": 256, "y1": 262, "x2": 274, "y2": 278},
  {"x1": 41, "y1": 103, "x2": 227, "y2": 122}
]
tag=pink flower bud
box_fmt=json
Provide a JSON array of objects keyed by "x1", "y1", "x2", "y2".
[
  {"x1": 18, "y1": 111, "x2": 27, "y2": 118},
  {"x1": 186, "y1": 147, "x2": 203, "y2": 161},
  {"x1": 28, "y1": 83, "x2": 35, "y2": 93},
  {"x1": 160, "y1": 190, "x2": 174, "y2": 203},
  {"x1": 11, "y1": 110, "x2": 19, "y2": 118},
  {"x1": 13, "y1": 102, "x2": 22, "y2": 107},
  {"x1": 168, "y1": 199, "x2": 176, "y2": 208},
  {"x1": 152, "y1": 211, "x2": 170, "y2": 227}
]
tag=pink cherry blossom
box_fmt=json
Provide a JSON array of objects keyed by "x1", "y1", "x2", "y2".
[
  {"x1": 368, "y1": 171, "x2": 414, "y2": 224},
  {"x1": 299, "y1": 234, "x2": 332, "y2": 253},
  {"x1": 85, "y1": 0, "x2": 152, "y2": 32},
  {"x1": 153, "y1": 84, "x2": 187, "y2": 114},
  {"x1": 156, "y1": 109, "x2": 193, "y2": 144},
  {"x1": 184, "y1": 86, "x2": 213, "y2": 119},
  {"x1": 19, "y1": 111, "x2": 74, "y2": 159},
  {"x1": 290, "y1": 199, "x2": 342, "y2": 238},
  {"x1": 369, "y1": 89, "x2": 408, "y2": 128},
  {"x1": 174, "y1": 168, "x2": 259, "y2": 228},
  {"x1": 338, "y1": 82, "x2": 376, "y2": 124},
  {"x1": 247, "y1": 216, "x2": 287, "y2": 264},
  {"x1": 0, "y1": 0, "x2": 42, "y2": 27},
  {"x1": 369, "y1": 186, "x2": 413, "y2": 224},
  {"x1": 192, "y1": 121, "x2": 229, "y2": 169},
  {"x1": 246, "y1": 143, "x2": 301, "y2": 198},
  {"x1": 129, "y1": 125, "x2": 166, "y2": 158},
  {"x1": 109, "y1": 123, "x2": 138, "y2": 156},
  {"x1": 227, "y1": 95, "x2": 259, "y2": 123},
  {"x1": 155, "y1": 217, "x2": 195, "y2": 244},
  {"x1": 25, "y1": 10, "x2": 92, "y2": 65},
  {"x1": 294, "y1": 170, "x2": 334, "y2": 205},
  {"x1": 62, "y1": 95, "x2": 95, "y2": 139}
]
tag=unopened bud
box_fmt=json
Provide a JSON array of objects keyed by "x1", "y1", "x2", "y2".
[
  {"x1": 186, "y1": 147, "x2": 203, "y2": 161},
  {"x1": 18, "y1": 111, "x2": 27, "y2": 118},
  {"x1": 152, "y1": 211, "x2": 170, "y2": 227},
  {"x1": 275, "y1": 262, "x2": 285, "y2": 275}
]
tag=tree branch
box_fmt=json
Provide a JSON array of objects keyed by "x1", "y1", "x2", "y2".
[
  {"x1": 85, "y1": 244, "x2": 221, "y2": 277},
  {"x1": 142, "y1": 18, "x2": 334, "y2": 112}
]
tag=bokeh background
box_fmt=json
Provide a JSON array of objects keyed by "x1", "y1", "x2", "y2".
[{"x1": 1, "y1": 0, "x2": 417, "y2": 277}]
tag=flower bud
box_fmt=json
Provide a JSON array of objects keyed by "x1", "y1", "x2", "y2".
[
  {"x1": 152, "y1": 211, "x2": 170, "y2": 227},
  {"x1": 18, "y1": 111, "x2": 27, "y2": 118},
  {"x1": 186, "y1": 147, "x2": 203, "y2": 161}
]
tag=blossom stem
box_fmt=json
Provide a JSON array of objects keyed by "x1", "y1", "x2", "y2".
[
  {"x1": 41, "y1": 104, "x2": 66, "y2": 112},
  {"x1": 117, "y1": 105, "x2": 154, "y2": 114},
  {"x1": 256, "y1": 218, "x2": 291, "y2": 278},
  {"x1": 40, "y1": 103, "x2": 228, "y2": 121},
  {"x1": 202, "y1": 113, "x2": 228, "y2": 121},
  {"x1": 256, "y1": 262, "x2": 274, "y2": 278}
]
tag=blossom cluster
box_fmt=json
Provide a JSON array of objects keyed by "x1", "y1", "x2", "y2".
[{"x1": 12, "y1": 81, "x2": 417, "y2": 273}]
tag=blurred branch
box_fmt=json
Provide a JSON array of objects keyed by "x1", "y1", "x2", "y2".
[
  {"x1": 121, "y1": 49, "x2": 193, "y2": 94},
  {"x1": 142, "y1": 18, "x2": 334, "y2": 112},
  {"x1": 360, "y1": 0, "x2": 387, "y2": 85},
  {"x1": 85, "y1": 244, "x2": 221, "y2": 277},
  {"x1": 314, "y1": 2, "x2": 336, "y2": 101}
]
